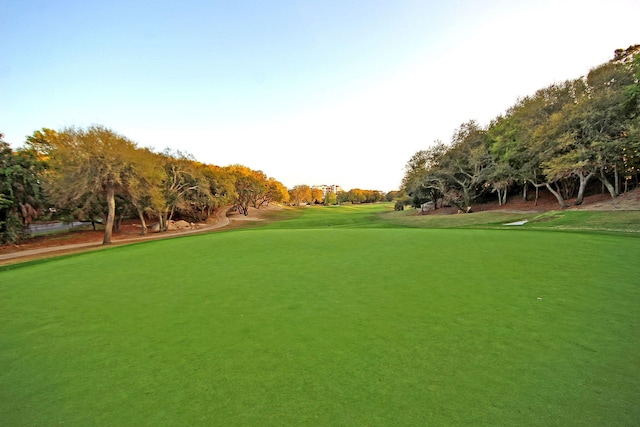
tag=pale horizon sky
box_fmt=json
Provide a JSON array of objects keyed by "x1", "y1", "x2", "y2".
[{"x1": 1, "y1": 0, "x2": 638, "y2": 192}]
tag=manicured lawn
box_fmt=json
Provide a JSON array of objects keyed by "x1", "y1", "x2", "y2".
[
  {"x1": 1, "y1": 205, "x2": 639, "y2": 425},
  {"x1": 382, "y1": 204, "x2": 640, "y2": 234}
]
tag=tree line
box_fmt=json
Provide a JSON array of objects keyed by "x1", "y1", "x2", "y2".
[
  {"x1": 402, "y1": 45, "x2": 640, "y2": 211},
  {"x1": 0, "y1": 126, "x2": 291, "y2": 244},
  {"x1": 1, "y1": 127, "x2": 387, "y2": 244},
  {"x1": 288, "y1": 185, "x2": 385, "y2": 206}
]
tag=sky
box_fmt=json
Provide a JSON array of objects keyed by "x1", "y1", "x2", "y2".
[{"x1": 1, "y1": 0, "x2": 638, "y2": 192}]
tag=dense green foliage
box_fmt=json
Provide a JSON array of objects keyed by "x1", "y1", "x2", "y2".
[
  {"x1": 1, "y1": 204, "x2": 639, "y2": 425},
  {"x1": 0, "y1": 134, "x2": 46, "y2": 243},
  {"x1": 403, "y1": 45, "x2": 640, "y2": 210}
]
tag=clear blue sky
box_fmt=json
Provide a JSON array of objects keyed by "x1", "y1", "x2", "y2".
[{"x1": 1, "y1": 0, "x2": 638, "y2": 191}]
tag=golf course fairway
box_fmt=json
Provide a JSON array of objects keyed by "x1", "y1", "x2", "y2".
[{"x1": 1, "y1": 204, "x2": 639, "y2": 425}]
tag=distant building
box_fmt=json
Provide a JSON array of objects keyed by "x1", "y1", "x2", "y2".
[{"x1": 312, "y1": 184, "x2": 343, "y2": 197}]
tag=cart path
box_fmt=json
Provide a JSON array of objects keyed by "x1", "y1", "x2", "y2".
[{"x1": 0, "y1": 207, "x2": 232, "y2": 266}]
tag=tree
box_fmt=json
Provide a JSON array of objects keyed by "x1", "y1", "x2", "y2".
[
  {"x1": 402, "y1": 143, "x2": 447, "y2": 209},
  {"x1": 24, "y1": 128, "x2": 59, "y2": 159},
  {"x1": 203, "y1": 165, "x2": 237, "y2": 208},
  {"x1": 289, "y1": 185, "x2": 312, "y2": 205},
  {"x1": 155, "y1": 151, "x2": 207, "y2": 229},
  {"x1": 225, "y1": 165, "x2": 269, "y2": 215},
  {"x1": 179, "y1": 163, "x2": 217, "y2": 222},
  {"x1": 258, "y1": 177, "x2": 289, "y2": 207},
  {"x1": 438, "y1": 121, "x2": 492, "y2": 211},
  {"x1": 506, "y1": 82, "x2": 583, "y2": 208},
  {"x1": 336, "y1": 190, "x2": 349, "y2": 204},
  {"x1": 487, "y1": 113, "x2": 527, "y2": 205},
  {"x1": 324, "y1": 191, "x2": 337, "y2": 205},
  {"x1": 406, "y1": 122, "x2": 492, "y2": 212},
  {"x1": 385, "y1": 190, "x2": 405, "y2": 202},
  {"x1": 46, "y1": 126, "x2": 141, "y2": 244},
  {"x1": 125, "y1": 148, "x2": 165, "y2": 235},
  {"x1": 24, "y1": 129, "x2": 108, "y2": 226},
  {"x1": 576, "y1": 58, "x2": 640, "y2": 198},
  {"x1": 0, "y1": 134, "x2": 47, "y2": 243},
  {"x1": 346, "y1": 189, "x2": 366, "y2": 204},
  {"x1": 311, "y1": 188, "x2": 324, "y2": 204},
  {"x1": 402, "y1": 46, "x2": 640, "y2": 211}
]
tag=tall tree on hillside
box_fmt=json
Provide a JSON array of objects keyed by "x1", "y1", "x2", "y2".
[
  {"x1": 581, "y1": 57, "x2": 639, "y2": 197},
  {"x1": 441, "y1": 120, "x2": 492, "y2": 211},
  {"x1": 401, "y1": 142, "x2": 447, "y2": 208},
  {"x1": 403, "y1": 46, "x2": 640, "y2": 210},
  {"x1": 487, "y1": 113, "x2": 528, "y2": 204},
  {"x1": 509, "y1": 82, "x2": 583, "y2": 208},
  {"x1": 618, "y1": 47, "x2": 640, "y2": 191}
]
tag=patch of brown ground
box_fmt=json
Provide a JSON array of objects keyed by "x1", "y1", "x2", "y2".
[
  {"x1": 0, "y1": 204, "x2": 287, "y2": 265},
  {"x1": 421, "y1": 187, "x2": 640, "y2": 215},
  {"x1": 571, "y1": 187, "x2": 640, "y2": 211}
]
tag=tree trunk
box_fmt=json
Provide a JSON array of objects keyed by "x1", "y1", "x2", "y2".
[
  {"x1": 137, "y1": 207, "x2": 147, "y2": 235},
  {"x1": 545, "y1": 182, "x2": 568, "y2": 208},
  {"x1": 575, "y1": 171, "x2": 595, "y2": 205},
  {"x1": 103, "y1": 184, "x2": 116, "y2": 245},
  {"x1": 599, "y1": 167, "x2": 618, "y2": 198},
  {"x1": 461, "y1": 187, "x2": 471, "y2": 211},
  {"x1": 114, "y1": 213, "x2": 123, "y2": 232},
  {"x1": 533, "y1": 183, "x2": 540, "y2": 206},
  {"x1": 614, "y1": 164, "x2": 619, "y2": 196},
  {"x1": 160, "y1": 210, "x2": 169, "y2": 232},
  {"x1": 557, "y1": 181, "x2": 569, "y2": 200}
]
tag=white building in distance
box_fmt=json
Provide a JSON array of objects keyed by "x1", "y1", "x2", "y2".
[{"x1": 312, "y1": 184, "x2": 343, "y2": 197}]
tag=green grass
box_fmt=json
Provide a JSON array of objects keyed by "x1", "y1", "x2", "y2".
[
  {"x1": 380, "y1": 207, "x2": 530, "y2": 229},
  {"x1": 379, "y1": 203, "x2": 640, "y2": 234},
  {"x1": 1, "y1": 204, "x2": 639, "y2": 425},
  {"x1": 242, "y1": 203, "x2": 640, "y2": 234},
  {"x1": 248, "y1": 203, "x2": 401, "y2": 229},
  {"x1": 521, "y1": 210, "x2": 640, "y2": 233}
]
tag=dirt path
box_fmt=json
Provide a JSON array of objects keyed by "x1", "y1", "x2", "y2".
[{"x1": 0, "y1": 207, "x2": 233, "y2": 266}]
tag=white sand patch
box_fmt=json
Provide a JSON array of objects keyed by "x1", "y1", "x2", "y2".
[{"x1": 504, "y1": 220, "x2": 528, "y2": 226}]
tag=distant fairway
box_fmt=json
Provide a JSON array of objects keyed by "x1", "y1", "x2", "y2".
[{"x1": 1, "y1": 205, "x2": 639, "y2": 425}]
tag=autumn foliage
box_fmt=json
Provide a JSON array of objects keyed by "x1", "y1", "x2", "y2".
[{"x1": 1, "y1": 126, "x2": 289, "y2": 244}]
